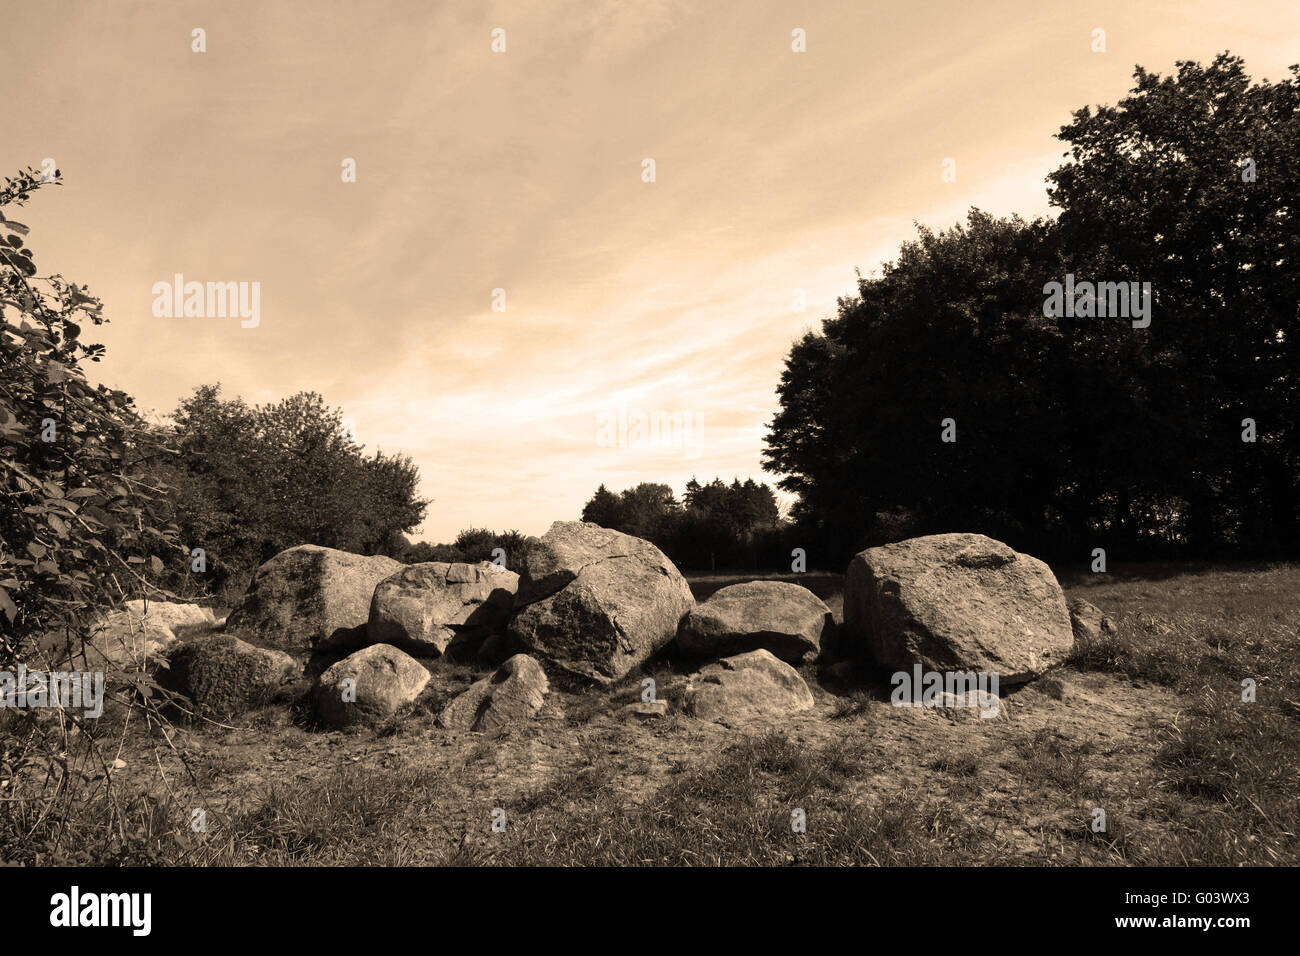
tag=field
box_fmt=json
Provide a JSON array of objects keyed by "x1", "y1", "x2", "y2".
[{"x1": 3, "y1": 563, "x2": 1297, "y2": 866}]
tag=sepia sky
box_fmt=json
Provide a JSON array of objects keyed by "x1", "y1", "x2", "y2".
[{"x1": 6, "y1": 0, "x2": 1298, "y2": 542}]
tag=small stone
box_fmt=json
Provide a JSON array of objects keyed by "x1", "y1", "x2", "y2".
[{"x1": 621, "y1": 700, "x2": 668, "y2": 719}]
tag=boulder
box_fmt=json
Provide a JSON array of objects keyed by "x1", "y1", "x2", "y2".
[
  {"x1": 122, "y1": 600, "x2": 215, "y2": 634},
  {"x1": 439, "y1": 653, "x2": 549, "y2": 732},
  {"x1": 684, "y1": 649, "x2": 815, "y2": 724},
  {"x1": 844, "y1": 533, "x2": 1072, "y2": 684},
  {"x1": 368, "y1": 561, "x2": 518, "y2": 656},
  {"x1": 77, "y1": 612, "x2": 177, "y2": 670},
  {"x1": 509, "y1": 522, "x2": 693, "y2": 683},
  {"x1": 227, "y1": 545, "x2": 401, "y2": 651},
  {"x1": 158, "y1": 635, "x2": 299, "y2": 718},
  {"x1": 315, "y1": 644, "x2": 430, "y2": 729},
  {"x1": 1067, "y1": 598, "x2": 1116, "y2": 644},
  {"x1": 678, "y1": 580, "x2": 830, "y2": 664},
  {"x1": 48, "y1": 601, "x2": 216, "y2": 672}
]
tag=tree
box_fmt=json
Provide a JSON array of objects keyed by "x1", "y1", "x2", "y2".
[
  {"x1": 616, "y1": 483, "x2": 680, "y2": 541},
  {"x1": 1047, "y1": 53, "x2": 1300, "y2": 554},
  {"x1": 159, "y1": 384, "x2": 428, "y2": 598},
  {"x1": 453, "y1": 527, "x2": 526, "y2": 564},
  {"x1": 0, "y1": 168, "x2": 189, "y2": 862},
  {"x1": 763, "y1": 55, "x2": 1300, "y2": 562},
  {"x1": 579, "y1": 477, "x2": 785, "y2": 569},
  {"x1": 764, "y1": 210, "x2": 1067, "y2": 560},
  {"x1": 580, "y1": 484, "x2": 623, "y2": 528}
]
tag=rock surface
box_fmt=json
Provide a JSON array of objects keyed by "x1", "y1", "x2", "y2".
[
  {"x1": 1068, "y1": 598, "x2": 1116, "y2": 644},
  {"x1": 74, "y1": 612, "x2": 177, "y2": 670},
  {"x1": 684, "y1": 649, "x2": 815, "y2": 724},
  {"x1": 678, "y1": 580, "x2": 831, "y2": 664},
  {"x1": 509, "y1": 522, "x2": 694, "y2": 683},
  {"x1": 844, "y1": 533, "x2": 1072, "y2": 684},
  {"x1": 315, "y1": 643, "x2": 430, "y2": 729},
  {"x1": 158, "y1": 635, "x2": 299, "y2": 718},
  {"x1": 368, "y1": 561, "x2": 518, "y2": 656},
  {"x1": 439, "y1": 653, "x2": 549, "y2": 732},
  {"x1": 122, "y1": 600, "x2": 215, "y2": 633},
  {"x1": 227, "y1": 545, "x2": 401, "y2": 651}
]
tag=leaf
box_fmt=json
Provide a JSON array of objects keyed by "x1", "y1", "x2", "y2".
[
  {"x1": 0, "y1": 219, "x2": 30, "y2": 236},
  {"x1": 25, "y1": 542, "x2": 46, "y2": 559},
  {"x1": 149, "y1": 555, "x2": 163, "y2": 575},
  {"x1": 0, "y1": 588, "x2": 15, "y2": 623}
]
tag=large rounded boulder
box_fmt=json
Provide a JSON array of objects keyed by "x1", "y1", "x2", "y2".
[
  {"x1": 684, "y1": 649, "x2": 815, "y2": 724},
  {"x1": 843, "y1": 533, "x2": 1072, "y2": 684},
  {"x1": 677, "y1": 580, "x2": 831, "y2": 664},
  {"x1": 227, "y1": 545, "x2": 401, "y2": 651},
  {"x1": 315, "y1": 643, "x2": 430, "y2": 729},
  {"x1": 158, "y1": 635, "x2": 299, "y2": 718},
  {"x1": 508, "y1": 521, "x2": 694, "y2": 683},
  {"x1": 57, "y1": 604, "x2": 183, "y2": 671},
  {"x1": 368, "y1": 561, "x2": 518, "y2": 656}
]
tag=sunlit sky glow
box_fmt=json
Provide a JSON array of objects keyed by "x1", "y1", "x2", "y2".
[{"x1": 7, "y1": 0, "x2": 1298, "y2": 540}]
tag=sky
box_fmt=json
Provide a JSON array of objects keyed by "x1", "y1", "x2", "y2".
[{"x1": 5, "y1": 0, "x2": 1298, "y2": 542}]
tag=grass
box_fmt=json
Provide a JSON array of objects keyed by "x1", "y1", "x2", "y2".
[
  {"x1": 1056, "y1": 564, "x2": 1300, "y2": 864},
  {"x1": 482, "y1": 731, "x2": 994, "y2": 866}
]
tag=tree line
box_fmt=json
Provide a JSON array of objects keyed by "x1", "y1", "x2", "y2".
[{"x1": 579, "y1": 478, "x2": 789, "y2": 570}]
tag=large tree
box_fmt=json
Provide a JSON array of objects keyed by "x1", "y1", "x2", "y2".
[
  {"x1": 1047, "y1": 53, "x2": 1300, "y2": 553},
  {"x1": 763, "y1": 55, "x2": 1300, "y2": 561}
]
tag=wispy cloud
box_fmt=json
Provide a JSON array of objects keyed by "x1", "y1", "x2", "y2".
[{"x1": 5, "y1": 0, "x2": 1295, "y2": 539}]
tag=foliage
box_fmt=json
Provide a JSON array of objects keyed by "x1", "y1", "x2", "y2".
[
  {"x1": 0, "y1": 167, "x2": 181, "y2": 654},
  {"x1": 156, "y1": 385, "x2": 428, "y2": 600},
  {"x1": 0, "y1": 168, "x2": 193, "y2": 864},
  {"x1": 764, "y1": 56, "x2": 1300, "y2": 564},
  {"x1": 579, "y1": 478, "x2": 785, "y2": 569},
  {"x1": 399, "y1": 528, "x2": 530, "y2": 567}
]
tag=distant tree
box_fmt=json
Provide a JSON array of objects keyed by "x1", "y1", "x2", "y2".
[
  {"x1": 400, "y1": 540, "x2": 440, "y2": 563},
  {"x1": 616, "y1": 483, "x2": 680, "y2": 541},
  {"x1": 452, "y1": 527, "x2": 526, "y2": 564},
  {"x1": 397, "y1": 528, "x2": 532, "y2": 568},
  {"x1": 580, "y1": 477, "x2": 784, "y2": 569},
  {"x1": 580, "y1": 484, "x2": 623, "y2": 528}
]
